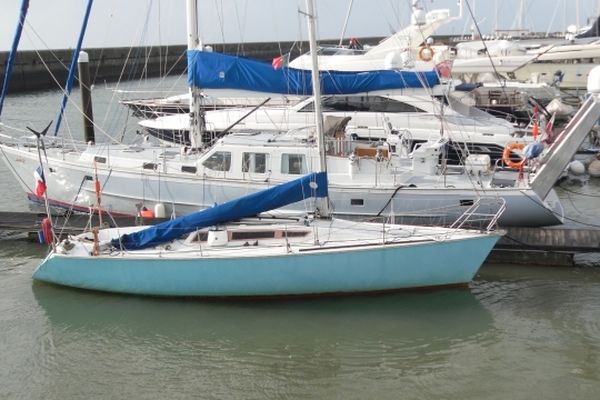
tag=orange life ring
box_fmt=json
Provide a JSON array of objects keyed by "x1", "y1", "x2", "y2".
[
  {"x1": 418, "y1": 46, "x2": 434, "y2": 62},
  {"x1": 502, "y1": 143, "x2": 526, "y2": 169}
]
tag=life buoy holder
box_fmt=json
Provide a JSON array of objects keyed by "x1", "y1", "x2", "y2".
[
  {"x1": 418, "y1": 46, "x2": 434, "y2": 62},
  {"x1": 502, "y1": 143, "x2": 526, "y2": 169}
]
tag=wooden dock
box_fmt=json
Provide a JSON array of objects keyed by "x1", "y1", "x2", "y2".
[
  {"x1": 0, "y1": 211, "x2": 597, "y2": 266},
  {"x1": 0, "y1": 211, "x2": 168, "y2": 238}
]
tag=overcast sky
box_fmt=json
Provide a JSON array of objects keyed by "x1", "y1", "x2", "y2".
[{"x1": 1, "y1": 0, "x2": 599, "y2": 51}]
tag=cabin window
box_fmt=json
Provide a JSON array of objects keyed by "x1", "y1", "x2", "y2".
[
  {"x1": 242, "y1": 152, "x2": 268, "y2": 173},
  {"x1": 281, "y1": 153, "x2": 307, "y2": 175},
  {"x1": 231, "y1": 231, "x2": 275, "y2": 240},
  {"x1": 94, "y1": 156, "x2": 107, "y2": 164},
  {"x1": 364, "y1": 96, "x2": 426, "y2": 113},
  {"x1": 350, "y1": 198, "x2": 364, "y2": 206},
  {"x1": 181, "y1": 165, "x2": 197, "y2": 174},
  {"x1": 202, "y1": 151, "x2": 231, "y2": 172},
  {"x1": 143, "y1": 162, "x2": 157, "y2": 170}
]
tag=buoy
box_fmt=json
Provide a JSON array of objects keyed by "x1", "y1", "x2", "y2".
[
  {"x1": 588, "y1": 159, "x2": 600, "y2": 177},
  {"x1": 568, "y1": 160, "x2": 586, "y2": 176},
  {"x1": 154, "y1": 203, "x2": 166, "y2": 218}
]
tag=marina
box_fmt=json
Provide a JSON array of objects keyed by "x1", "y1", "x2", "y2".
[{"x1": 2, "y1": 0, "x2": 600, "y2": 397}]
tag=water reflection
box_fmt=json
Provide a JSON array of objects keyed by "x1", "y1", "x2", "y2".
[
  {"x1": 473, "y1": 264, "x2": 600, "y2": 386},
  {"x1": 32, "y1": 283, "x2": 494, "y2": 399}
]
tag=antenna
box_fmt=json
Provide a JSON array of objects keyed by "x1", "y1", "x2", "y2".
[{"x1": 338, "y1": 0, "x2": 354, "y2": 46}]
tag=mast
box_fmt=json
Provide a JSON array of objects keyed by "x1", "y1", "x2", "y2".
[
  {"x1": 0, "y1": 0, "x2": 29, "y2": 119},
  {"x1": 186, "y1": 0, "x2": 204, "y2": 148},
  {"x1": 576, "y1": 0, "x2": 580, "y2": 31},
  {"x1": 304, "y1": 0, "x2": 330, "y2": 218},
  {"x1": 494, "y1": 0, "x2": 498, "y2": 33},
  {"x1": 53, "y1": 0, "x2": 94, "y2": 136}
]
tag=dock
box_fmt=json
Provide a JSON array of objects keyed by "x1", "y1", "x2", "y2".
[
  {"x1": 0, "y1": 211, "x2": 167, "y2": 239},
  {"x1": 488, "y1": 227, "x2": 600, "y2": 266},
  {"x1": 0, "y1": 211, "x2": 597, "y2": 267}
]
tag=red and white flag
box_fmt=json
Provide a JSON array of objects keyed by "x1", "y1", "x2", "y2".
[
  {"x1": 272, "y1": 53, "x2": 290, "y2": 70},
  {"x1": 34, "y1": 165, "x2": 46, "y2": 197}
]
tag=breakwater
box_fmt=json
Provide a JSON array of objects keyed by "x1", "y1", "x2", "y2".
[{"x1": 0, "y1": 36, "x2": 384, "y2": 93}]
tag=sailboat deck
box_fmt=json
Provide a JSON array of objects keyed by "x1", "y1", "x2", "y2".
[{"x1": 67, "y1": 218, "x2": 488, "y2": 260}]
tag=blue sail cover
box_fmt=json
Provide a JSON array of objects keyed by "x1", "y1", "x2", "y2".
[
  {"x1": 112, "y1": 172, "x2": 328, "y2": 250},
  {"x1": 187, "y1": 50, "x2": 439, "y2": 95}
]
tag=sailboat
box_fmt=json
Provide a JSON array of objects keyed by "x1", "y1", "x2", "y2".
[{"x1": 32, "y1": 0, "x2": 503, "y2": 297}]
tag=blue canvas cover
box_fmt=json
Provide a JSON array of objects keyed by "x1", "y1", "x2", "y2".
[
  {"x1": 111, "y1": 172, "x2": 328, "y2": 250},
  {"x1": 187, "y1": 50, "x2": 439, "y2": 95}
]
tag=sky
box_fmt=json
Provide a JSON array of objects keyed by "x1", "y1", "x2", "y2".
[{"x1": 0, "y1": 0, "x2": 599, "y2": 51}]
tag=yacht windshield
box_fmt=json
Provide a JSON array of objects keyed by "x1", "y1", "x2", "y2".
[{"x1": 300, "y1": 96, "x2": 427, "y2": 113}]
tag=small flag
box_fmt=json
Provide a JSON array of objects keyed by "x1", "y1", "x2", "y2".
[
  {"x1": 34, "y1": 165, "x2": 46, "y2": 197},
  {"x1": 272, "y1": 53, "x2": 290, "y2": 70},
  {"x1": 532, "y1": 104, "x2": 539, "y2": 139},
  {"x1": 545, "y1": 112, "x2": 556, "y2": 135}
]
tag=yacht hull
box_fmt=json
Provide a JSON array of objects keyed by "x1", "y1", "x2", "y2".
[
  {"x1": 33, "y1": 234, "x2": 499, "y2": 297},
  {"x1": 0, "y1": 143, "x2": 563, "y2": 227}
]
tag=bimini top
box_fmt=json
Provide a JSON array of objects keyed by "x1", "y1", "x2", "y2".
[
  {"x1": 187, "y1": 50, "x2": 439, "y2": 95},
  {"x1": 111, "y1": 172, "x2": 328, "y2": 250}
]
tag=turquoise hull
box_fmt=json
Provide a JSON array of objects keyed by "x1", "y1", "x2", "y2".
[{"x1": 33, "y1": 235, "x2": 499, "y2": 297}]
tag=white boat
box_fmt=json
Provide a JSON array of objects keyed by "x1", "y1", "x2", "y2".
[
  {"x1": 0, "y1": 112, "x2": 567, "y2": 228},
  {"x1": 119, "y1": 90, "x2": 304, "y2": 119},
  {"x1": 287, "y1": 0, "x2": 462, "y2": 72},
  {"x1": 139, "y1": 90, "x2": 526, "y2": 164},
  {"x1": 32, "y1": 0, "x2": 503, "y2": 297},
  {"x1": 450, "y1": 37, "x2": 600, "y2": 90}
]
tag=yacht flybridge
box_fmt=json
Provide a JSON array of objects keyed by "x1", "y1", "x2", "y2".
[{"x1": 288, "y1": 0, "x2": 463, "y2": 71}]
